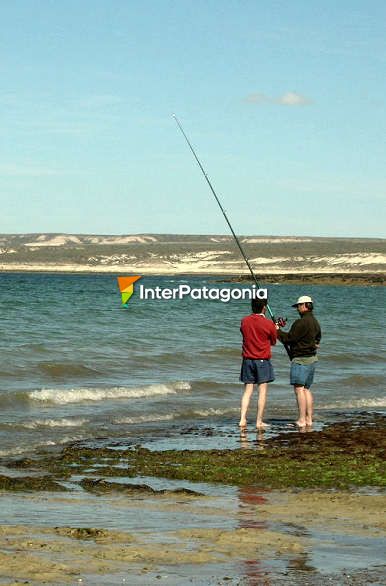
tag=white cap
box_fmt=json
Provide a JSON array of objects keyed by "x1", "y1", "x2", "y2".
[{"x1": 292, "y1": 295, "x2": 313, "y2": 307}]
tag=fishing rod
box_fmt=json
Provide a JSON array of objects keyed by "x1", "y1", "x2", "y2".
[{"x1": 173, "y1": 114, "x2": 289, "y2": 337}]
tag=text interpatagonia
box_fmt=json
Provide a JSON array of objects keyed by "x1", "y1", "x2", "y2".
[{"x1": 138, "y1": 284, "x2": 268, "y2": 303}]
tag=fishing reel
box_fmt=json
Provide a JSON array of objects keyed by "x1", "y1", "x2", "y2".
[{"x1": 274, "y1": 316, "x2": 287, "y2": 328}]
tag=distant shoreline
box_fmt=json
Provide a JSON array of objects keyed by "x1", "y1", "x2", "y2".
[
  {"x1": 226, "y1": 272, "x2": 385, "y2": 286},
  {"x1": 0, "y1": 265, "x2": 384, "y2": 285},
  {"x1": 1, "y1": 234, "x2": 384, "y2": 281}
]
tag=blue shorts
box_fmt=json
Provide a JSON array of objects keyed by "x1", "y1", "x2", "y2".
[
  {"x1": 240, "y1": 359, "x2": 275, "y2": 384},
  {"x1": 290, "y1": 362, "x2": 316, "y2": 389}
]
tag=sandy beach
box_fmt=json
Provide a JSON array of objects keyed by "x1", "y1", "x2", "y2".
[{"x1": 1, "y1": 488, "x2": 385, "y2": 584}]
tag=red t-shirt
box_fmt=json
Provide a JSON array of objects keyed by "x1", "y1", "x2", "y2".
[{"x1": 240, "y1": 313, "x2": 277, "y2": 359}]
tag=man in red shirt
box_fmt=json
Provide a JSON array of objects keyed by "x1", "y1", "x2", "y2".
[{"x1": 239, "y1": 298, "x2": 278, "y2": 431}]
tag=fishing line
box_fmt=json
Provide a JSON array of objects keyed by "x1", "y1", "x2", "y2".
[{"x1": 173, "y1": 114, "x2": 290, "y2": 358}]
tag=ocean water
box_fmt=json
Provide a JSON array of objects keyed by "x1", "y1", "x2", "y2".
[{"x1": 0, "y1": 273, "x2": 384, "y2": 457}]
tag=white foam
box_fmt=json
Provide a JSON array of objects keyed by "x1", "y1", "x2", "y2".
[
  {"x1": 0, "y1": 446, "x2": 31, "y2": 457},
  {"x1": 193, "y1": 407, "x2": 238, "y2": 417},
  {"x1": 28, "y1": 382, "x2": 191, "y2": 405},
  {"x1": 42, "y1": 435, "x2": 84, "y2": 445},
  {"x1": 113, "y1": 414, "x2": 174, "y2": 425},
  {"x1": 321, "y1": 397, "x2": 386, "y2": 409},
  {"x1": 21, "y1": 418, "x2": 88, "y2": 429},
  {"x1": 0, "y1": 436, "x2": 85, "y2": 457},
  {"x1": 173, "y1": 381, "x2": 191, "y2": 391}
]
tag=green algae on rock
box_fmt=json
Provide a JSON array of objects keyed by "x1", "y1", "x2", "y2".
[
  {"x1": 3, "y1": 415, "x2": 386, "y2": 491},
  {"x1": 80, "y1": 478, "x2": 204, "y2": 496},
  {"x1": 0, "y1": 474, "x2": 67, "y2": 492},
  {"x1": 67, "y1": 416, "x2": 385, "y2": 490}
]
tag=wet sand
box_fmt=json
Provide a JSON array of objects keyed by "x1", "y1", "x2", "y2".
[{"x1": 1, "y1": 488, "x2": 385, "y2": 584}]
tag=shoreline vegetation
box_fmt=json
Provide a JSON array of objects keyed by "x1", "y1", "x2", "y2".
[{"x1": 3, "y1": 414, "x2": 385, "y2": 491}]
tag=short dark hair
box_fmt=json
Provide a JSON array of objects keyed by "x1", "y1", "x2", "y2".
[
  {"x1": 305, "y1": 302, "x2": 313, "y2": 311},
  {"x1": 251, "y1": 298, "x2": 267, "y2": 313}
]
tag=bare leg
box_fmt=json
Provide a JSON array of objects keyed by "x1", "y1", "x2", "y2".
[
  {"x1": 239, "y1": 383, "x2": 254, "y2": 429},
  {"x1": 294, "y1": 385, "x2": 307, "y2": 427},
  {"x1": 256, "y1": 383, "x2": 269, "y2": 429},
  {"x1": 304, "y1": 388, "x2": 313, "y2": 426}
]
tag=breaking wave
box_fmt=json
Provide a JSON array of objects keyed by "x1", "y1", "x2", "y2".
[
  {"x1": 193, "y1": 407, "x2": 239, "y2": 417},
  {"x1": 19, "y1": 418, "x2": 88, "y2": 429},
  {"x1": 27, "y1": 381, "x2": 191, "y2": 405},
  {"x1": 113, "y1": 414, "x2": 175, "y2": 425},
  {"x1": 320, "y1": 397, "x2": 386, "y2": 409},
  {"x1": 0, "y1": 435, "x2": 85, "y2": 458}
]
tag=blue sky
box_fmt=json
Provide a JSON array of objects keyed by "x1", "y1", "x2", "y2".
[{"x1": 1, "y1": 0, "x2": 385, "y2": 237}]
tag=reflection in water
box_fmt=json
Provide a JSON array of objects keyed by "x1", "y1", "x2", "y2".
[
  {"x1": 239, "y1": 429, "x2": 267, "y2": 450},
  {"x1": 285, "y1": 523, "x2": 316, "y2": 573},
  {"x1": 239, "y1": 429, "x2": 248, "y2": 448},
  {"x1": 298, "y1": 425, "x2": 314, "y2": 434},
  {"x1": 238, "y1": 486, "x2": 269, "y2": 529},
  {"x1": 236, "y1": 469, "x2": 316, "y2": 584},
  {"x1": 288, "y1": 551, "x2": 316, "y2": 573},
  {"x1": 237, "y1": 485, "x2": 272, "y2": 584}
]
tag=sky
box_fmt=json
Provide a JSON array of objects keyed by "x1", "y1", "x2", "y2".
[{"x1": 1, "y1": 0, "x2": 385, "y2": 237}]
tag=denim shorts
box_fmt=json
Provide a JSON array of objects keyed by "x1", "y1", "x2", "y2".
[
  {"x1": 290, "y1": 362, "x2": 316, "y2": 389},
  {"x1": 240, "y1": 359, "x2": 275, "y2": 384}
]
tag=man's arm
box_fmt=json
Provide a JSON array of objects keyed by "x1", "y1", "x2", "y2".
[
  {"x1": 269, "y1": 322, "x2": 278, "y2": 345},
  {"x1": 315, "y1": 323, "x2": 322, "y2": 345},
  {"x1": 278, "y1": 318, "x2": 306, "y2": 344}
]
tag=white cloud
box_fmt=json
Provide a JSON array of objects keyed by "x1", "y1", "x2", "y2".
[
  {"x1": 245, "y1": 91, "x2": 313, "y2": 106},
  {"x1": 278, "y1": 92, "x2": 312, "y2": 106}
]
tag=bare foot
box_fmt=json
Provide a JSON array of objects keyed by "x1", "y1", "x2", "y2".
[
  {"x1": 239, "y1": 420, "x2": 247, "y2": 431},
  {"x1": 296, "y1": 420, "x2": 306, "y2": 428},
  {"x1": 256, "y1": 422, "x2": 269, "y2": 430},
  {"x1": 305, "y1": 418, "x2": 313, "y2": 426}
]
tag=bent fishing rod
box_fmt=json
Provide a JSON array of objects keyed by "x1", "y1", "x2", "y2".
[{"x1": 173, "y1": 114, "x2": 290, "y2": 358}]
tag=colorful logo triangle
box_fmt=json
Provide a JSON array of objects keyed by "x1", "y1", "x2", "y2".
[{"x1": 117, "y1": 276, "x2": 141, "y2": 305}]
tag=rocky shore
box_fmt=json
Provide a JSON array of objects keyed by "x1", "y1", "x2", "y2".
[
  {"x1": 4, "y1": 413, "x2": 384, "y2": 491},
  {"x1": 0, "y1": 414, "x2": 385, "y2": 584}
]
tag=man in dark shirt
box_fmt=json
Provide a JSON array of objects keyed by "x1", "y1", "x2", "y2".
[
  {"x1": 239, "y1": 298, "x2": 278, "y2": 431},
  {"x1": 277, "y1": 295, "x2": 321, "y2": 428}
]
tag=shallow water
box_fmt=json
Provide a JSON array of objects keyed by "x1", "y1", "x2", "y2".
[
  {"x1": 1, "y1": 484, "x2": 385, "y2": 585},
  {"x1": 0, "y1": 273, "x2": 384, "y2": 457}
]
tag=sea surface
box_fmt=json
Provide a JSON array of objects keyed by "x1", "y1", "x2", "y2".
[{"x1": 0, "y1": 273, "x2": 384, "y2": 458}]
